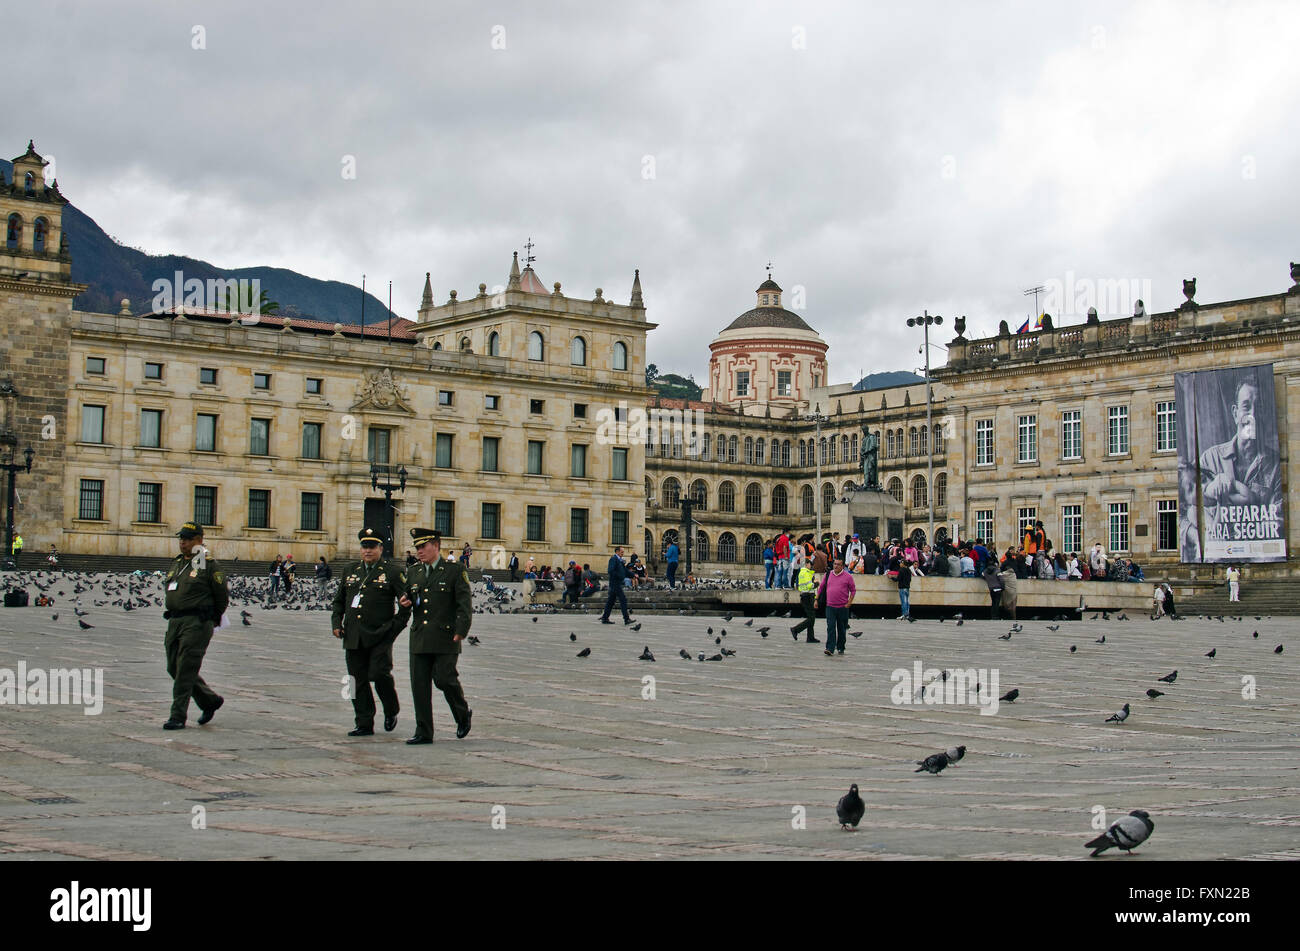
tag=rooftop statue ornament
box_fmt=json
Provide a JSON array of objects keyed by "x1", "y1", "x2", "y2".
[
  {"x1": 1179, "y1": 277, "x2": 1198, "y2": 311},
  {"x1": 953, "y1": 315, "x2": 966, "y2": 339},
  {"x1": 998, "y1": 319, "x2": 1011, "y2": 336},
  {"x1": 1289, "y1": 262, "x2": 1300, "y2": 294}
]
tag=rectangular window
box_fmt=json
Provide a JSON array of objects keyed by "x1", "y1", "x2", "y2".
[
  {"x1": 140, "y1": 409, "x2": 162, "y2": 448},
  {"x1": 144, "y1": 362, "x2": 163, "y2": 380},
  {"x1": 570, "y1": 507, "x2": 589, "y2": 544},
  {"x1": 975, "y1": 509, "x2": 994, "y2": 543},
  {"x1": 976, "y1": 419, "x2": 994, "y2": 466},
  {"x1": 249, "y1": 418, "x2": 270, "y2": 456},
  {"x1": 80, "y1": 405, "x2": 105, "y2": 443},
  {"x1": 612, "y1": 447, "x2": 628, "y2": 481},
  {"x1": 529, "y1": 399, "x2": 544, "y2": 414},
  {"x1": 194, "y1": 486, "x2": 218, "y2": 526},
  {"x1": 1109, "y1": 502, "x2": 1130, "y2": 552},
  {"x1": 196, "y1": 413, "x2": 217, "y2": 451},
  {"x1": 1061, "y1": 410, "x2": 1082, "y2": 460},
  {"x1": 86, "y1": 357, "x2": 106, "y2": 375},
  {"x1": 301, "y1": 422, "x2": 322, "y2": 459},
  {"x1": 78, "y1": 479, "x2": 104, "y2": 520},
  {"x1": 248, "y1": 489, "x2": 270, "y2": 528},
  {"x1": 1108, "y1": 405, "x2": 1129, "y2": 456},
  {"x1": 435, "y1": 433, "x2": 453, "y2": 468},
  {"x1": 481, "y1": 502, "x2": 501, "y2": 539},
  {"x1": 199, "y1": 367, "x2": 218, "y2": 385},
  {"x1": 573, "y1": 402, "x2": 587, "y2": 419},
  {"x1": 367, "y1": 427, "x2": 391, "y2": 464},
  {"x1": 434, "y1": 500, "x2": 455, "y2": 536},
  {"x1": 1156, "y1": 401, "x2": 1177, "y2": 453},
  {"x1": 526, "y1": 505, "x2": 545, "y2": 542},
  {"x1": 438, "y1": 390, "x2": 454, "y2": 406},
  {"x1": 485, "y1": 394, "x2": 500, "y2": 411},
  {"x1": 137, "y1": 483, "x2": 161, "y2": 523},
  {"x1": 1157, "y1": 499, "x2": 1178, "y2": 551},
  {"x1": 253, "y1": 372, "x2": 271, "y2": 389},
  {"x1": 735, "y1": 370, "x2": 750, "y2": 397},
  {"x1": 612, "y1": 510, "x2": 629, "y2": 546},
  {"x1": 301, "y1": 492, "x2": 323, "y2": 531},
  {"x1": 571, "y1": 444, "x2": 588, "y2": 478},
  {"x1": 527, "y1": 440, "x2": 544, "y2": 475},
  {"x1": 1018, "y1": 507, "x2": 1037, "y2": 540},
  {"x1": 1017, "y1": 414, "x2": 1038, "y2": 463},
  {"x1": 482, "y1": 436, "x2": 499, "y2": 472},
  {"x1": 776, "y1": 370, "x2": 792, "y2": 397},
  {"x1": 1061, "y1": 504, "x2": 1082, "y2": 555},
  {"x1": 306, "y1": 377, "x2": 323, "y2": 395}
]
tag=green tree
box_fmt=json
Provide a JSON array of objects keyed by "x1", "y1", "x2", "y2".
[{"x1": 645, "y1": 363, "x2": 659, "y2": 386}]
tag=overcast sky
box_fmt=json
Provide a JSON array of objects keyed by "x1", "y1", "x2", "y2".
[{"x1": 11, "y1": 0, "x2": 1300, "y2": 383}]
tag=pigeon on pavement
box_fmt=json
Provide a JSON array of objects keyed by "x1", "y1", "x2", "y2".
[
  {"x1": 638, "y1": 646, "x2": 655, "y2": 661},
  {"x1": 998, "y1": 632, "x2": 1012, "y2": 641},
  {"x1": 1157, "y1": 670, "x2": 1177, "y2": 683},
  {"x1": 78, "y1": 619, "x2": 94, "y2": 629},
  {"x1": 1146, "y1": 689, "x2": 1164, "y2": 699},
  {"x1": 1096, "y1": 635, "x2": 1106, "y2": 644},
  {"x1": 576, "y1": 647, "x2": 591, "y2": 657},
  {"x1": 1105, "y1": 703, "x2": 1131, "y2": 723},
  {"x1": 1085, "y1": 810, "x2": 1154, "y2": 857},
  {"x1": 999, "y1": 689, "x2": 1019, "y2": 703},
  {"x1": 570, "y1": 633, "x2": 577, "y2": 641},
  {"x1": 915, "y1": 751, "x2": 950, "y2": 774},
  {"x1": 1205, "y1": 648, "x2": 1216, "y2": 658},
  {"x1": 1047, "y1": 625, "x2": 1060, "y2": 632},
  {"x1": 1275, "y1": 645, "x2": 1284, "y2": 654},
  {"x1": 631, "y1": 622, "x2": 641, "y2": 632},
  {"x1": 836, "y1": 784, "x2": 865, "y2": 830},
  {"x1": 945, "y1": 745, "x2": 967, "y2": 764}
]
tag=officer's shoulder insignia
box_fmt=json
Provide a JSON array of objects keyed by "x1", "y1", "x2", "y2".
[
  {"x1": 398, "y1": 573, "x2": 407, "y2": 584},
  {"x1": 214, "y1": 572, "x2": 224, "y2": 584}
]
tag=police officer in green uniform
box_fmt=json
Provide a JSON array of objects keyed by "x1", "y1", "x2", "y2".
[
  {"x1": 162, "y1": 522, "x2": 229, "y2": 730},
  {"x1": 398, "y1": 528, "x2": 473, "y2": 744},
  {"x1": 331, "y1": 527, "x2": 411, "y2": 736}
]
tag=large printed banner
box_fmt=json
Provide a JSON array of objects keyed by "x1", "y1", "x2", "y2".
[{"x1": 1176, "y1": 364, "x2": 1286, "y2": 563}]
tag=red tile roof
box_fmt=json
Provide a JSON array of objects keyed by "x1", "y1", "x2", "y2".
[{"x1": 139, "y1": 307, "x2": 419, "y2": 341}]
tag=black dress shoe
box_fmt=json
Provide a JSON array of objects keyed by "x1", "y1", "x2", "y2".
[
  {"x1": 384, "y1": 714, "x2": 398, "y2": 732},
  {"x1": 163, "y1": 719, "x2": 185, "y2": 730},
  {"x1": 348, "y1": 726, "x2": 375, "y2": 737},
  {"x1": 197, "y1": 696, "x2": 224, "y2": 725},
  {"x1": 600, "y1": 618, "x2": 613, "y2": 624},
  {"x1": 405, "y1": 736, "x2": 432, "y2": 745},
  {"x1": 456, "y1": 710, "x2": 472, "y2": 739}
]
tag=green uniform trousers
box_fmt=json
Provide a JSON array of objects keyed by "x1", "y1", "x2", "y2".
[
  {"x1": 345, "y1": 643, "x2": 399, "y2": 729},
  {"x1": 410, "y1": 652, "x2": 469, "y2": 740},
  {"x1": 164, "y1": 616, "x2": 221, "y2": 723}
]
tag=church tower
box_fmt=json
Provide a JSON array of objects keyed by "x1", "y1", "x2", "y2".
[{"x1": 0, "y1": 141, "x2": 86, "y2": 551}]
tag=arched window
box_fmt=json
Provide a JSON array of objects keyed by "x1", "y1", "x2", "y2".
[
  {"x1": 695, "y1": 530, "x2": 710, "y2": 562},
  {"x1": 690, "y1": 479, "x2": 708, "y2": 509},
  {"x1": 801, "y1": 484, "x2": 815, "y2": 515},
  {"x1": 702, "y1": 433, "x2": 711, "y2": 460},
  {"x1": 799, "y1": 440, "x2": 807, "y2": 467},
  {"x1": 662, "y1": 477, "x2": 681, "y2": 508},
  {"x1": 911, "y1": 475, "x2": 928, "y2": 509},
  {"x1": 851, "y1": 433, "x2": 858, "y2": 461},
  {"x1": 842, "y1": 481, "x2": 856, "y2": 496},
  {"x1": 645, "y1": 529, "x2": 653, "y2": 555},
  {"x1": 744, "y1": 436, "x2": 754, "y2": 465},
  {"x1": 571, "y1": 336, "x2": 587, "y2": 366},
  {"x1": 33, "y1": 217, "x2": 48, "y2": 254},
  {"x1": 909, "y1": 427, "x2": 919, "y2": 456},
  {"x1": 728, "y1": 435, "x2": 738, "y2": 462},
  {"x1": 935, "y1": 472, "x2": 948, "y2": 508},
  {"x1": 822, "y1": 482, "x2": 835, "y2": 515},
  {"x1": 888, "y1": 477, "x2": 904, "y2": 503},
  {"x1": 920, "y1": 425, "x2": 929, "y2": 456},
  {"x1": 755, "y1": 437, "x2": 765, "y2": 465},
  {"x1": 459, "y1": 336, "x2": 472, "y2": 352},
  {"x1": 487, "y1": 331, "x2": 501, "y2": 356},
  {"x1": 782, "y1": 440, "x2": 791, "y2": 466},
  {"x1": 23, "y1": 172, "x2": 35, "y2": 194},
  {"x1": 745, "y1": 482, "x2": 762, "y2": 514},
  {"x1": 886, "y1": 430, "x2": 895, "y2": 458},
  {"x1": 718, "y1": 532, "x2": 737, "y2": 563},
  {"x1": 613, "y1": 341, "x2": 628, "y2": 370},
  {"x1": 819, "y1": 437, "x2": 827, "y2": 465},
  {"x1": 527, "y1": 331, "x2": 544, "y2": 361},
  {"x1": 718, "y1": 481, "x2": 736, "y2": 513},
  {"x1": 934, "y1": 422, "x2": 946, "y2": 455},
  {"x1": 5, "y1": 214, "x2": 21, "y2": 251},
  {"x1": 841, "y1": 435, "x2": 849, "y2": 462},
  {"x1": 645, "y1": 476, "x2": 653, "y2": 501},
  {"x1": 744, "y1": 533, "x2": 764, "y2": 564},
  {"x1": 661, "y1": 529, "x2": 679, "y2": 560},
  {"x1": 772, "y1": 484, "x2": 788, "y2": 516}
]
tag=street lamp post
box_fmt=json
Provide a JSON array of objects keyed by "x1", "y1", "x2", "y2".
[
  {"x1": 2, "y1": 445, "x2": 35, "y2": 571},
  {"x1": 906, "y1": 311, "x2": 943, "y2": 546},
  {"x1": 803, "y1": 409, "x2": 828, "y2": 540},
  {"x1": 369, "y1": 463, "x2": 408, "y2": 558}
]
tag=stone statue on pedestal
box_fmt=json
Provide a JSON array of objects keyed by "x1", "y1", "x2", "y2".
[{"x1": 860, "y1": 428, "x2": 880, "y2": 491}]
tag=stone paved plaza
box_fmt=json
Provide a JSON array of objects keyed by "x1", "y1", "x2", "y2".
[{"x1": 1, "y1": 578, "x2": 1298, "y2": 860}]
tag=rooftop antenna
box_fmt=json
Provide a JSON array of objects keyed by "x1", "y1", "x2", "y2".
[
  {"x1": 766, "y1": 260, "x2": 773, "y2": 279},
  {"x1": 387, "y1": 280, "x2": 392, "y2": 344},
  {"x1": 524, "y1": 237, "x2": 536, "y2": 269},
  {"x1": 361, "y1": 274, "x2": 366, "y2": 333},
  {"x1": 1023, "y1": 284, "x2": 1045, "y2": 324}
]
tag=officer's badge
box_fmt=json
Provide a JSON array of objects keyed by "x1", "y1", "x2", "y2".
[
  {"x1": 214, "y1": 572, "x2": 223, "y2": 584},
  {"x1": 189, "y1": 570, "x2": 198, "y2": 578},
  {"x1": 376, "y1": 573, "x2": 386, "y2": 584}
]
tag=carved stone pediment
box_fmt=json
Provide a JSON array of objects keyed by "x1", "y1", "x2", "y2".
[{"x1": 351, "y1": 367, "x2": 414, "y2": 414}]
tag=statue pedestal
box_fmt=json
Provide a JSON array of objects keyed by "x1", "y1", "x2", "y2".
[{"x1": 831, "y1": 489, "x2": 905, "y2": 543}]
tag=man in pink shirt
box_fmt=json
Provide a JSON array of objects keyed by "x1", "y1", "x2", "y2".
[{"x1": 817, "y1": 555, "x2": 856, "y2": 656}]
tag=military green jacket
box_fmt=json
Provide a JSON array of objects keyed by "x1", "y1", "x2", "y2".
[
  {"x1": 164, "y1": 549, "x2": 230, "y2": 623},
  {"x1": 330, "y1": 558, "x2": 411, "y2": 649},
  {"x1": 402, "y1": 558, "x2": 473, "y2": 654}
]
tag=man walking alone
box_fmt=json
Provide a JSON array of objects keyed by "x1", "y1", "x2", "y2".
[
  {"x1": 600, "y1": 546, "x2": 633, "y2": 625},
  {"x1": 790, "y1": 559, "x2": 821, "y2": 643},
  {"x1": 161, "y1": 522, "x2": 228, "y2": 730}
]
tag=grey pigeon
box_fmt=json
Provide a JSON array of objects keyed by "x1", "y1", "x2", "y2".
[
  {"x1": 998, "y1": 632, "x2": 1012, "y2": 641},
  {"x1": 999, "y1": 688, "x2": 1019, "y2": 703},
  {"x1": 638, "y1": 646, "x2": 655, "y2": 662},
  {"x1": 836, "y1": 784, "x2": 865, "y2": 830},
  {"x1": 705, "y1": 653, "x2": 723, "y2": 662},
  {"x1": 78, "y1": 619, "x2": 94, "y2": 629},
  {"x1": 715, "y1": 637, "x2": 721, "y2": 645},
  {"x1": 722, "y1": 614, "x2": 733, "y2": 622},
  {"x1": 576, "y1": 647, "x2": 591, "y2": 657},
  {"x1": 467, "y1": 636, "x2": 481, "y2": 645},
  {"x1": 1105, "y1": 703, "x2": 1130, "y2": 723},
  {"x1": 631, "y1": 622, "x2": 641, "y2": 632},
  {"x1": 1085, "y1": 810, "x2": 1154, "y2": 857},
  {"x1": 679, "y1": 649, "x2": 692, "y2": 660},
  {"x1": 1204, "y1": 648, "x2": 1215, "y2": 658},
  {"x1": 757, "y1": 626, "x2": 770, "y2": 635},
  {"x1": 1096, "y1": 635, "x2": 1106, "y2": 644},
  {"x1": 532, "y1": 617, "x2": 538, "y2": 623},
  {"x1": 1047, "y1": 625, "x2": 1060, "y2": 632},
  {"x1": 1070, "y1": 645, "x2": 1077, "y2": 653},
  {"x1": 1157, "y1": 670, "x2": 1177, "y2": 683},
  {"x1": 1146, "y1": 689, "x2": 1164, "y2": 699},
  {"x1": 1275, "y1": 645, "x2": 1284, "y2": 654},
  {"x1": 945, "y1": 745, "x2": 967, "y2": 764},
  {"x1": 1252, "y1": 631, "x2": 1258, "y2": 638},
  {"x1": 720, "y1": 647, "x2": 736, "y2": 656},
  {"x1": 570, "y1": 633, "x2": 576, "y2": 641},
  {"x1": 744, "y1": 618, "x2": 753, "y2": 627},
  {"x1": 915, "y1": 752, "x2": 950, "y2": 774}
]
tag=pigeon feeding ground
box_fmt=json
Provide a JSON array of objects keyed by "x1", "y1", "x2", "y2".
[{"x1": 1, "y1": 573, "x2": 1297, "y2": 860}]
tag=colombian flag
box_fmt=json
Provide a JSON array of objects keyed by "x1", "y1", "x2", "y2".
[{"x1": 1017, "y1": 313, "x2": 1044, "y2": 334}]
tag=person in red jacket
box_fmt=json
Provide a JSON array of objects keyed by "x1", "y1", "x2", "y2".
[{"x1": 774, "y1": 530, "x2": 792, "y2": 588}]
